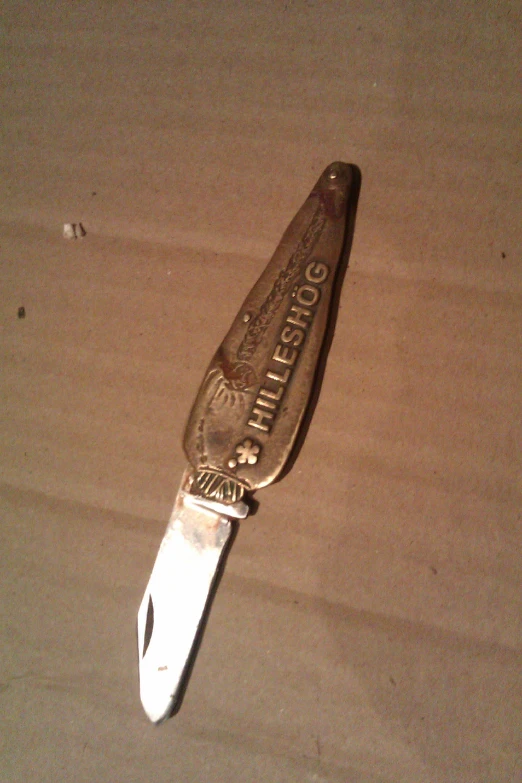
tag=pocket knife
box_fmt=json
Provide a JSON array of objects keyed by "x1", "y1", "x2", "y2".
[{"x1": 137, "y1": 161, "x2": 359, "y2": 723}]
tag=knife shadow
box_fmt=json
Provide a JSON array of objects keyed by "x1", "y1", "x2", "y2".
[{"x1": 278, "y1": 163, "x2": 362, "y2": 482}]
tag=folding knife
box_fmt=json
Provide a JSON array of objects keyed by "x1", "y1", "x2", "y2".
[{"x1": 137, "y1": 161, "x2": 359, "y2": 723}]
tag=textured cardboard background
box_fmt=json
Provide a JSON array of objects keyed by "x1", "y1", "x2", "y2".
[{"x1": 1, "y1": 3, "x2": 520, "y2": 781}]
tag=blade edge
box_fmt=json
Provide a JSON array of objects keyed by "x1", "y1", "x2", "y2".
[{"x1": 137, "y1": 472, "x2": 233, "y2": 723}]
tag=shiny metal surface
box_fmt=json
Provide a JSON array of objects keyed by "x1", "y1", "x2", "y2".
[
  {"x1": 137, "y1": 470, "x2": 233, "y2": 724},
  {"x1": 138, "y1": 163, "x2": 356, "y2": 722},
  {"x1": 183, "y1": 161, "x2": 355, "y2": 499}
]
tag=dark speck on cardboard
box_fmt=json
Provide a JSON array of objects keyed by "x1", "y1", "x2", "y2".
[{"x1": 18, "y1": 306, "x2": 26, "y2": 319}]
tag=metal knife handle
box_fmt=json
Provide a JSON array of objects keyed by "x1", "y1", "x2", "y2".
[{"x1": 183, "y1": 162, "x2": 355, "y2": 502}]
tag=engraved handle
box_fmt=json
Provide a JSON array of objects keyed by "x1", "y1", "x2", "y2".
[{"x1": 183, "y1": 162, "x2": 356, "y2": 500}]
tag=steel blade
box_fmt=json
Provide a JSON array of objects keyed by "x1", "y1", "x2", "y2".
[
  {"x1": 135, "y1": 162, "x2": 359, "y2": 722},
  {"x1": 137, "y1": 471, "x2": 234, "y2": 723}
]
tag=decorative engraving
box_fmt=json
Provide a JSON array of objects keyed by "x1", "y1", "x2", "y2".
[
  {"x1": 201, "y1": 355, "x2": 257, "y2": 418},
  {"x1": 228, "y1": 439, "x2": 261, "y2": 469},
  {"x1": 195, "y1": 415, "x2": 208, "y2": 465},
  {"x1": 236, "y1": 202, "x2": 327, "y2": 363},
  {"x1": 247, "y1": 260, "x2": 330, "y2": 435},
  {"x1": 191, "y1": 355, "x2": 258, "y2": 464},
  {"x1": 182, "y1": 162, "x2": 354, "y2": 490},
  {"x1": 311, "y1": 180, "x2": 347, "y2": 219},
  {"x1": 192, "y1": 469, "x2": 245, "y2": 504}
]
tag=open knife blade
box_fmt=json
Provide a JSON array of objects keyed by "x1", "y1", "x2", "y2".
[{"x1": 137, "y1": 161, "x2": 359, "y2": 723}]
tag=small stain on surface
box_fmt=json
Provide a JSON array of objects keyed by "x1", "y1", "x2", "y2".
[{"x1": 17, "y1": 306, "x2": 25, "y2": 319}]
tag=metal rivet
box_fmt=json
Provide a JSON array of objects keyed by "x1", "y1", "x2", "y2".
[{"x1": 328, "y1": 169, "x2": 338, "y2": 180}]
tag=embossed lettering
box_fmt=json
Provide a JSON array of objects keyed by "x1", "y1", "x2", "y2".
[
  {"x1": 296, "y1": 284, "x2": 320, "y2": 307},
  {"x1": 236, "y1": 204, "x2": 327, "y2": 362},
  {"x1": 305, "y1": 261, "x2": 329, "y2": 284},
  {"x1": 259, "y1": 385, "x2": 285, "y2": 401},
  {"x1": 273, "y1": 344, "x2": 298, "y2": 366},
  {"x1": 286, "y1": 305, "x2": 312, "y2": 329},
  {"x1": 255, "y1": 396, "x2": 277, "y2": 410},
  {"x1": 266, "y1": 368, "x2": 291, "y2": 385},
  {"x1": 246, "y1": 261, "x2": 330, "y2": 436},
  {"x1": 280, "y1": 325, "x2": 305, "y2": 347},
  {"x1": 248, "y1": 407, "x2": 274, "y2": 432}
]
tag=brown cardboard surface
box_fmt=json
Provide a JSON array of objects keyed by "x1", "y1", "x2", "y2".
[{"x1": 1, "y1": 2, "x2": 521, "y2": 781}]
